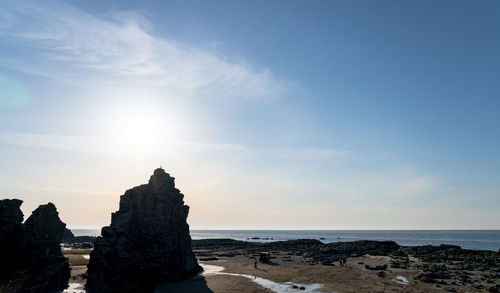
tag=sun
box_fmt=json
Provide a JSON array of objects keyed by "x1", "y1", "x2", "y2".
[
  {"x1": 116, "y1": 108, "x2": 159, "y2": 144},
  {"x1": 101, "y1": 101, "x2": 175, "y2": 153}
]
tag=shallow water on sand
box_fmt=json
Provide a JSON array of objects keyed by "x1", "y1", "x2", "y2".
[
  {"x1": 201, "y1": 264, "x2": 335, "y2": 293},
  {"x1": 64, "y1": 283, "x2": 85, "y2": 293},
  {"x1": 392, "y1": 275, "x2": 408, "y2": 285}
]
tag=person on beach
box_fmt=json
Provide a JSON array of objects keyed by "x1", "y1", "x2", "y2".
[
  {"x1": 254, "y1": 257, "x2": 258, "y2": 269},
  {"x1": 340, "y1": 257, "x2": 347, "y2": 267}
]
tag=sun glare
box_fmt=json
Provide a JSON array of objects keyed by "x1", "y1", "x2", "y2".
[{"x1": 100, "y1": 101, "x2": 177, "y2": 153}]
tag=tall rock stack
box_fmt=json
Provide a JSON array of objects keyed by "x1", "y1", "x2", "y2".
[
  {"x1": 86, "y1": 168, "x2": 202, "y2": 292},
  {"x1": 0, "y1": 200, "x2": 70, "y2": 292}
]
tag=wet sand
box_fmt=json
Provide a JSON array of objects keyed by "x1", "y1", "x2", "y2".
[
  {"x1": 200, "y1": 257, "x2": 436, "y2": 293},
  {"x1": 157, "y1": 274, "x2": 273, "y2": 293}
]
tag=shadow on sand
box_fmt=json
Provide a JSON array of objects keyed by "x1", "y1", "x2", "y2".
[
  {"x1": 254, "y1": 267, "x2": 268, "y2": 273},
  {"x1": 155, "y1": 275, "x2": 214, "y2": 293}
]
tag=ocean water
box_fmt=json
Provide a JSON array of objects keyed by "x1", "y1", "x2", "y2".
[
  {"x1": 72, "y1": 229, "x2": 101, "y2": 237},
  {"x1": 71, "y1": 229, "x2": 500, "y2": 251}
]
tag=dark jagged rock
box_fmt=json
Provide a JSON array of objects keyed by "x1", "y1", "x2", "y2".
[
  {"x1": 192, "y1": 239, "x2": 400, "y2": 265},
  {"x1": 300, "y1": 240, "x2": 400, "y2": 264},
  {"x1": 406, "y1": 244, "x2": 499, "y2": 265},
  {"x1": 0, "y1": 200, "x2": 70, "y2": 292},
  {"x1": 0, "y1": 199, "x2": 24, "y2": 282},
  {"x1": 63, "y1": 235, "x2": 97, "y2": 244},
  {"x1": 19, "y1": 203, "x2": 71, "y2": 292},
  {"x1": 192, "y1": 238, "x2": 248, "y2": 248},
  {"x1": 365, "y1": 264, "x2": 387, "y2": 270},
  {"x1": 86, "y1": 168, "x2": 202, "y2": 293}
]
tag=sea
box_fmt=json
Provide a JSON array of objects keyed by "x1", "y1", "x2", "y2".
[{"x1": 71, "y1": 229, "x2": 500, "y2": 251}]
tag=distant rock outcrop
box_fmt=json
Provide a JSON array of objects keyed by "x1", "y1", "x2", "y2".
[
  {"x1": 86, "y1": 168, "x2": 202, "y2": 292},
  {"x1": 0, "y1": 200, "x2": 70, "y2": 292}
]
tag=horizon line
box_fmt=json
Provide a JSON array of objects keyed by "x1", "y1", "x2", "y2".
[{"x1": 68, "y1": 228, "x2": 500, "y2": 231}]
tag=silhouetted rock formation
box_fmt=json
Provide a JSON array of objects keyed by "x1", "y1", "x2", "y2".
[
  {"x1": 86, "y1": 168, "x2": 202, "y2": 292},
  {"x1": 0, "y1": 199, "x2": 24, "y2": 283},
  {"x1": 0, "y1": 200, "x2": 70, "y2": 292}
]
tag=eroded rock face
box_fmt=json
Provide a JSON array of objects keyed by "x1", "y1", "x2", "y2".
[
  {"x1": 86, "y1": 168, "x2": 202, "y2": 292},
  {"x1": 0, "y1": 199, "x2": 24, "y2": 282},
  {"x1": 21, "y1": 203, "x2": 71, "y2": 292},
  {"x1": 0, "y1": 200, "x2": 70, "y2": 292}
]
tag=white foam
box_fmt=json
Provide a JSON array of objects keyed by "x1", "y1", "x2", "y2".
[
  {"x1": 392, "y1": 275, "x2": 408, "y2": 285},
  {"x1": 82, "y1": 255, "x2": 90, "y2": 259},
  {"x1": 64, "y1": 283, "x2": 86, "y2": 293},
  {"x1": 201, "y1": 264, "x2": 334, "y2": 293}
]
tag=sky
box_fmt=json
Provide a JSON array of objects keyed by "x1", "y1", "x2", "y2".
[{"x1": 0, "y1": 0, "x2": 499, "y2": 230}]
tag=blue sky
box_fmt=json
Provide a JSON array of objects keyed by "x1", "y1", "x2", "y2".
[{"x1": 0, "y1": 0, "x2": 499, "y2": 229}]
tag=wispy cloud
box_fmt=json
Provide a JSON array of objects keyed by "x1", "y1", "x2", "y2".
[
  {"x1": 0, "y1": 131, "x2": 348, "y2": 161},
  {"x1": 1, "y1": 185, "x2": 118, "y2": 196},
  {"x1": 0, "y1": 132, "x2": 100, "y2": 151},
  {"x1": 0, "y1": 132, "x2": 244, "y2": 153},
  {"x1": 264, "y1": 147, "x2": 351, "y2": 159},
  {"x1": 0, "y1": 1, "x2": 287, "y2": 100}
]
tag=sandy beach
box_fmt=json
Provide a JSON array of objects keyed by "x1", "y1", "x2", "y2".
[
  {"x1": 197, "y1": 257, "x2": 440, "y2": 293},
  {"x1": 64, "y1": 258, "x2": 495, "y2": 293},
  {"x1": 62, "y1": 239, "x2": 499, "y2": 293}
]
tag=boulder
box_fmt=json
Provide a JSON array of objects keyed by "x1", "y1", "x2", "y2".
[
  {"x1": 23, "y1": 203, "x2": 67, "y2": 257},
  {"x1": 365, "y1": 264, "x2": 388, "y2": 270},
  {"x1": 86, "y1": 168, "x2": 202, "y2": 292}
]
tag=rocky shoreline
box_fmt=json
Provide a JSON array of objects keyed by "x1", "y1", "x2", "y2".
[{"x1": 190, "y1": 238, "x2": 499, "y2": 292}]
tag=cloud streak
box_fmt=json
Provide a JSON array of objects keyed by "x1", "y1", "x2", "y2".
[
  {"x1": 2, "y1": 185, "x2": 118, "y2": 196},
  {"x1": 0, "y1": 132, "x2": 98, "y2": 150},
  {"x1": 0, "y1": 1, "x2": 287, "y2": 100},
  {"x1": 0, "y1": 131, "x2": 348, "y2": 161}
]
